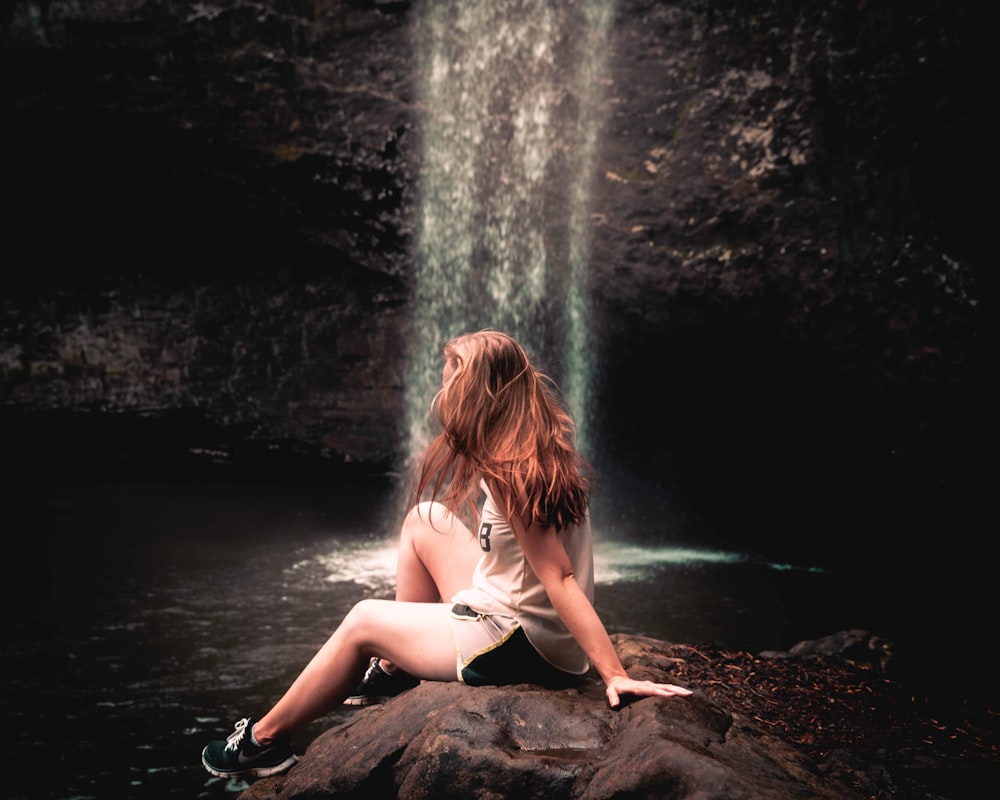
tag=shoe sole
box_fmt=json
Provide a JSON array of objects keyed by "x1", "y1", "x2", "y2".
[
  {"x1": 342, "y1": 695, "x2": 389, "y2": 706},
  {"x1": 202, "y1": 752, "x2": 298, "y2": 779}
]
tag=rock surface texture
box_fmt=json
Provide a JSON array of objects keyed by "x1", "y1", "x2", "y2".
[
  {"x1": 237, "y1": 634, "x2": 997, "y2": 800},
  {"x1": 257, "y1": 684, "x2": 842, "y2": 800}
]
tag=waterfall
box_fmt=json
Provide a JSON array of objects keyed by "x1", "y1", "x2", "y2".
[{"x1": 405, "y1": 0, "x2": 614, "y2": 464}]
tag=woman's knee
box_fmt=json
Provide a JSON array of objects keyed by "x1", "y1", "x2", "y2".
[
  {"x1": 403, "y1": 501, "x2": 452, "y2": 529},
  {"x1": 401, "y1": 501, "x2": 459, "y2": 543},
  {"x1": 397, "y1": 502, "x2": 477, "y2": 601},
  {"x1": 339, "y1": 598, "x2": 389, "y2": 641}
]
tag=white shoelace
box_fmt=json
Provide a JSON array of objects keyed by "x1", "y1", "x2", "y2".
[
  {"x1": 224, "y1": 718, "x2": 251, "y2": 752},
  {"x1": 363, "y1": 658, "x2": 383, "y2": 682}
]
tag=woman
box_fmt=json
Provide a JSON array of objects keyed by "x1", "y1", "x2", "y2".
[{"x1": 202, "y1": 330, "x2": 692, "y2": 779}]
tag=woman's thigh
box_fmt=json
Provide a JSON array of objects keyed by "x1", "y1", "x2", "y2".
[{"x1": 351, "y1": 598, "x2": 459, "y2": 681}]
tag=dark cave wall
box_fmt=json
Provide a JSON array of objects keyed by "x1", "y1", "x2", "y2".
[{"x1": 1, "y1": 1, "x2": 990, "y2": 565}]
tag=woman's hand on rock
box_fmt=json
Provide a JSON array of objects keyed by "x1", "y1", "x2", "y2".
[{"x1": 605, "y1": 675, "x2": 693, "y2": 709}]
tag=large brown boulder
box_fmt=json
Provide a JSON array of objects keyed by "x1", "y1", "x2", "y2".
[{"x1": 240, "y1": 635, "x2": 860, "y2": 800}]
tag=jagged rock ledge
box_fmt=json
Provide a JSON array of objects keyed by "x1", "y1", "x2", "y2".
[{"x1": 236, "y1": 632, "x2": 997, "y2": 800}]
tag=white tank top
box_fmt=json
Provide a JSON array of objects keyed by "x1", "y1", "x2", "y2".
[{"x1": 451, "y1": 482, "x2": 595, "y2": 674}]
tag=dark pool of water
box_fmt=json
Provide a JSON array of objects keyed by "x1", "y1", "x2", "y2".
[{"x1": 1, "y1": 479, "x2": 919, "y2": 800}]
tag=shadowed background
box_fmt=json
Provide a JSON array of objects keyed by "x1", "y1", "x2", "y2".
[{"x1": 1, "y1": 2, "x2": 993, "y2": 797}]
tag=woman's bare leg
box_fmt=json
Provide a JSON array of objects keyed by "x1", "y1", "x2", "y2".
[
  {"x1": 394, "y1": 500, "x2": 482, "y2": 603},
  {"x1": 252, "y1": 502, "x2": 482, "y2": 742},
  {"x1": 253, "y1": 599, "x2": 456, "y2": 742},
  {"x1": 374, "y1": 501, "x2": 481, "y2": 674}
]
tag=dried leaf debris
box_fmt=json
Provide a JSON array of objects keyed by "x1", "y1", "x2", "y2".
[{"x1": 664, "y1": 643, "x2": 997, "y2": 799}]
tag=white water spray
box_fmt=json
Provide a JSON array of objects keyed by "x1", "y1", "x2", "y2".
[{"x1": 405, "y1": 0, "x2": 614, "y2": 463}]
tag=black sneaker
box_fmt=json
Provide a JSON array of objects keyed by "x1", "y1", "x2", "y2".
[
  {"x1": 201, "y1": 717, "x2": 298, "y2": 779},
  {"x1": 343, "y1": 657, "x2": 420, "y2": 706}
]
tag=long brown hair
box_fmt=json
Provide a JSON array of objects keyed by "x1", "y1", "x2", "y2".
[{"x1": 414, "y1": 330, "x2": 591, "y2": 530}]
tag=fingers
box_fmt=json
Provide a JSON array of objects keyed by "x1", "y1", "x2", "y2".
[
  {"x1": 629, "y1": 679, "x2": 693, "y2": 696},
  {"x1": 605, "y1": 679, "x2": 694, "y2": 707}
]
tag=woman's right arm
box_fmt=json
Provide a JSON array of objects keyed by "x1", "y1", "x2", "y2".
[{"x1": 509, "y1": 515, "x2": 693, "y2": 707}]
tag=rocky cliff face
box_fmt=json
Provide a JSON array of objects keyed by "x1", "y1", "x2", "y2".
[
  {"x1": 2, "y1": 1, "x2": 989, "y2": 561},
  {"x1": 4, "y1": 0, "x2": 421, "y2": 475}
]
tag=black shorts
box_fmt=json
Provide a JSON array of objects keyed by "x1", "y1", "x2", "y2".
[{"x1": 449, "y1": 604, "x2": 581, "y2": 688}]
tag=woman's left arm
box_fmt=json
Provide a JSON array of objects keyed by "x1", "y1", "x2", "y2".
[{"x1": 511, "y1": 517, "x2": 693, "y2": 708}]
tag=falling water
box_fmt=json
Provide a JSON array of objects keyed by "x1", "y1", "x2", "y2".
[{"x1": 405, "y1": 0, "x2": 614, "y2": 462}]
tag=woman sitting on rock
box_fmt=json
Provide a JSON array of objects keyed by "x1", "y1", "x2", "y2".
[{"x1": 202, "y1": 329, "x2": 692, "y2": 779}]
